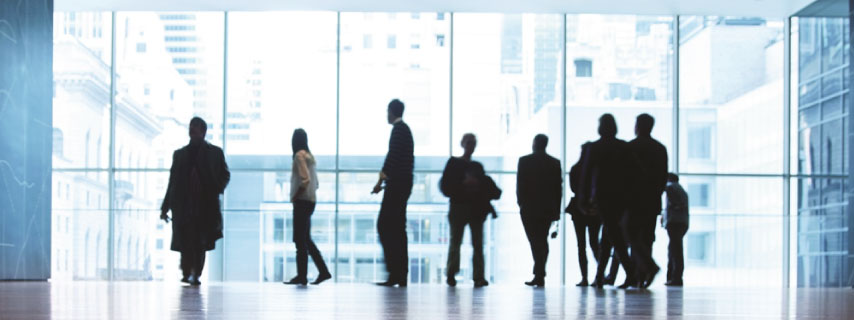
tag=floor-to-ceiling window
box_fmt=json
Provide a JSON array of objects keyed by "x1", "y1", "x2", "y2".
[
  {"x1": 51, "y1": 11, "x2": 845, "y2": 287},
  {"x1": 793, "y1": 16, "x2": 851, "y2": 288}
]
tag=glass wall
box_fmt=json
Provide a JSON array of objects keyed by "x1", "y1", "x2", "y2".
[
  {"x1": 50, "y1": 11, "x2": 850, "y2": 287},
  {"x1": 793, "y1": 16, "x2": 851, "y2": 288}
]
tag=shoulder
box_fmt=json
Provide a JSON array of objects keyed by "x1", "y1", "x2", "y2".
[
  {"x1": 519, "y1": 154, "x2": 533, "y2": 162},
  {"x1": 206, "y1": 143, "x2": 224, "y2": 154}
]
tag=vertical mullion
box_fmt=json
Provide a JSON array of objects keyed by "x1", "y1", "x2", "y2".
[
  {"x1": 221, "y1": 11, "x2": 229, "y2": 282},
  {"x1": 107, "y1": 11, "x2": 117, "y2": 282},
  {"x1": 449, "y1": 12, "x2": 454, "y2": 158},
  {"x1": 334, "y1": 11, "x2": 341, "y2": 283},
  {"x1": 783, "y1": 17, "x2": 792, "y2": 289},
  {"x1": 673, "y1": 16, "x2": 680, "y2": 174},
  {"x1": 560, "y1": 13, "x2": 568, "y2": 286}
]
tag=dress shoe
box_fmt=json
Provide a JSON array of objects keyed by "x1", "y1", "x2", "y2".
[
  {"x1": 641, "y1": 267, "x2": 660, "y2": 289},
  {"x1": 446, "y1": 277, "x2": 457, "y2": 287},
  {"x1": 664, "y1": 280, "x2": 683, "y2": 287},
  {"x1": 311, "y1": 273, "x2": 332, "y2": 285},
  {"x1": 618, "y1": 278, "x2": 637, "y2": 289},
  {"x1": 376, "y1": 279, "x2": 406, "y2": 287},
  {"x1": 525, "y1": 277, "x2": 545, "y2": 287},
  {"x1": 591, "y1": 277, "x2": 605, "y2": 288},
  {"x1": 576, "y1": 279, "x2": 589, "y2": 287},
  {"x1": 603, "y1": 276, "x2": 616, "y2": 286},
  {"x1": 284, "y1": 276, "x2": 308, "y2": 285},
  {"x1": 180, "y1": 276, "x2": 190, "y2": 284},
  {"x1": 473, "y1": 279, "x2": 489, "y2": 288}
]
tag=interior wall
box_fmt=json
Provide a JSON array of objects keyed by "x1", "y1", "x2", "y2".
[{"x1": 0, "y1": 0, "x2": 54, "y2": 280}]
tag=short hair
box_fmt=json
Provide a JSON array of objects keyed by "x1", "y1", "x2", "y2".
[
  {"x1": 190, "y1": 117, "x2": 207, "y2": 133},
  {"x1": 668, "y1": 173, "x2": 679, "y2": 183},
  {"x1": 388, "y1": 99, "x2": 405, "y2": 118},
  {"x1": 598, "y1": 114, "x2": 617, "y2": 137},
  {"x1": 636, "y1": 113, "x2": 655, "y2": 135},
  {"x1": 533, "y1": 134, "x2": 548, "y2": 151},
  {"x1": 462, "y1": 133, "x2": 476, "y2": 142}
]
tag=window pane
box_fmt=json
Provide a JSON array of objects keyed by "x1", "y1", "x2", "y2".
[
  {"x1": 796, "y1": 178, "x2": 849, "y2": 287},
  {"x1": 226, "y1": 12, "x2": 337, "y2": 170},
  {"x1": 453, "y1": 14, "x2": 564, "y2": 172},
  {"x1": 53, "y1": 12, "x2": 112, "y2": 169},
  {"x1": 339, "y1": 12, "x2": 450, "y2": 171},
  {"x1": 114, "y1": 12, "x2": 224, "y2": 169},
  {"x1": 679, "y1": 17, "x2": 784, "y2": 174},
  {"x1": 675, "y1": 176, "x2": 783, "y2": 287},
  {"x1": 51, "y1": 171, "x2": 109, "y2": 280},
  {"x1": 565, "y1": 15, "x2": 674, "y2": 170}
]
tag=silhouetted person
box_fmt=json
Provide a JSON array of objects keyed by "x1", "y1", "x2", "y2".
[
  {"x1": 371, "y1": 99, "x2": 415, "y2": 287},
  {"x1": 662, "y1": 173, "x2": 689, "y2": 286},
  {"x1": 579, "y1": 114, "x2": 637, "y2": 288},
  {"x1": 627, "y1": 113, "x2": 668, "y2": 288},
  {"x1": 568, "y1": 142, "x2": 602, "y2": 286},
  {"x1": 517, "y1": 134, "x2": 562, "y2": 287},
  {"x1": 441, "y1": 134, "x2": 500, "y2": 288},
  {"x1": 160, "y1": 117, "x2": 230, "y2": 286},
  {"x1": 284, "y1": 129, "x2": 331, "y2": 286}
]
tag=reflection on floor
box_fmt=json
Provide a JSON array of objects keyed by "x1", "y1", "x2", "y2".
[{"x1": 0, "y1": 281, "x2": 852, "y2": 319}]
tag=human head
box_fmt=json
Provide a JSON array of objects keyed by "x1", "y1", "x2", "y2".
[
  {"x1": 189, "y1": 117, "x2": 207, "y2": 142},
  {"x1": 635, "y1": 113, "x2": 654, "y2": 136},
  {"x1": 668, "y1": 172, "x2": 679, "y2": 183},
  {"x1": 461, "y1": 133, "x2": 477, "y2": 157},
  {"x1": 292, "y1": 128, "x2": 309, "y2": 155},
  {"x1": 387, "y1": 99, "x2": 405, "y2": 124},
  {"x1": 598, "y1": 114, "x2": 617, "y2": 138},
  {"x1": 533, "y1": 134, "x2": 548, "y2": 153}
]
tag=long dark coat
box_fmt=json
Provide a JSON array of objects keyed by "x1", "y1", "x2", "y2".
[{"x1": 161, "y1": 141, "x2": 230, "y2": 252}]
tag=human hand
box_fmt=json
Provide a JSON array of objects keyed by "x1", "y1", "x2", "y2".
[
  {"x1": 371, "y1": 183, "x2": 383, "y2": 194},
  {"x1": 160, "y1": 211, "x2": 170, "y2": 223}
]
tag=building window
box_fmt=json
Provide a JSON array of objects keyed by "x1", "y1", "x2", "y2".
[
  {"x1": 687, "y1": 183, "x2": 710, "y2": 207},
  {"x1": 410, "y1": 34, "x2": 421, "y2": 49},
  {"x1": 436, "y1": 34, "x2": 445, "y2": 47},
  {"x1": 156, "y1": 239, "x2": 163, "y2": 250},
  {"x1": 574, "y1": 59, "x2": 592, "y2": 77},
  {"x1": 411, "y1": 13, "x2": 421, "y2": 20},
  {"x1": 274, "y1": 218, "x2": 284, "y2": 243},
  {"x1": 387, "y1": 35, "x2": 396, "y2": 49},
  {"x1": 687, "y1": 232, "x2": 712, "y2": 263},
  {"x1": 363, "y1": 34, "x2": 373, "y2": 49},
  {"x1": 687, "y1": 125, "x2": 713, "y2": 159},
  {"x1": 136, "y1": 42, "x2": 146, "y2": 53},
  {"x1": 437, "y1": 13, "x2": 445, "y2": 20},
  {"x1": 52, "y1": 128, "x2": 63, "y2": 157}
]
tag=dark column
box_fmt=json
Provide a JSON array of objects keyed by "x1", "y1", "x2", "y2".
[{"x1": 0, "y1": 0, "x2": 54, "y2": 280}]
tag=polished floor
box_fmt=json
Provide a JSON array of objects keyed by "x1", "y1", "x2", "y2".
[{"x1": 0, "y1": 281, "x2": 852, "y2": 319}]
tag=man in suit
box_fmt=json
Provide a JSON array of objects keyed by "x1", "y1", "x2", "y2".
[
  {"x1": 161, "y1": 117, "x2": 230, "y2": 286},
  {"x1": 579, "y1": 114, "x2": 637, "y2": 288},
  {"x1": 371, "y1": 99, "x2": 415, "y2": 287},
  {"x1": 627, "y1": 113, "x2": 668, "y2": 288},
  {"x1": 517, "y1": 134, "x2": 563, "y2": 287}
]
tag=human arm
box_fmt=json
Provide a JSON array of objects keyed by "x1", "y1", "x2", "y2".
[
  {"x1": 160, "y1": 151, "x2": 179, "y2": 222},
  {"x1": 293, "y1": 151, "x2": 312, "y2": 200}
]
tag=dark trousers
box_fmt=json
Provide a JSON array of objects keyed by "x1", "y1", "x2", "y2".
[
  {"x1": 446, "y1": 203, "x2": 485, "y2": 281},
  {"x1": 597, "y1": 227, "x2": 623, "y2": 280},
  {"x1": 521, "y1": 212, "x2": 552, "y2": 278},
  {"x1": 377, "y1": 184, "x2": 411, "y2": 282},
  {"x1": 666, "y1": 224, "x2": 688, "y2": 282},
  {"x1": 293, "y1": 200, "x2": 330, "y2": 280},
  {"x1": 628, "y1": 211, "x2": 659, "y2": 279},
  {"x1": 572, "y1": 217, "x2": 601, "y2": 280},
  {"x1": 180, "y1": 249, "x2": 206, "y2": 279},
  {"x1": 595, "y1": 202, "x2": 635, "y2": 281}
]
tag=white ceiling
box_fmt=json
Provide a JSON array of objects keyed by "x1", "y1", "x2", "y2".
[{"x1": 55, "y1": 0, "x2": 820, "y2": 18}]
